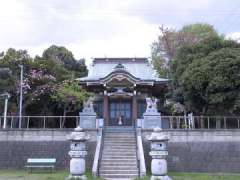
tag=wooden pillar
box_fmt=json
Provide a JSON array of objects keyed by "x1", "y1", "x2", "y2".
[
  {"x1": 103, "y1": 91, "x2": 109, "y2": 126},
  {"x1": 132, "y1": 91, "x2": 137, "y2": 126}
]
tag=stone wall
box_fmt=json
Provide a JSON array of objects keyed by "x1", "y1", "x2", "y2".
[
  {"x1": 0, "y1": 129, "x2": 240, "y2": 173},
  {"x1": 0, "y1": 129, "x2": 97, "y2": 169},
  {"x1": 142, "y1": 130, "x2": 240, "y2": 173}
]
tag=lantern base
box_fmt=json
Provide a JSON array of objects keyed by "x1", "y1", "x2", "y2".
[
  {"x1": 151, "y1": 175, "x2": 172, "y2": 180},
  {"x1": 65, "y1": 174, "x2": 87, "y2": 180}
]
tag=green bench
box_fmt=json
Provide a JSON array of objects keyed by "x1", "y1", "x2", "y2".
[{"x1": 25, "y1": 158, "x2": 56, "y2": 173}]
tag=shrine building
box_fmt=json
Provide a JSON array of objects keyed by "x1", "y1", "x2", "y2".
[{"x1": 78, "y1": 57, "x2": 169, "y2": 127}]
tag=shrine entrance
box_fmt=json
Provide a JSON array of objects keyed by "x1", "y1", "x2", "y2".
[{"x1": 109, "y1": 99, "x2": 132, "y2": 126}]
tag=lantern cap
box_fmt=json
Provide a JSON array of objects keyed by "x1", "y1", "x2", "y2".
[
  {"x1": 146, "y1": 127, "x2": 169, "y2": 142},
  {"x1": 67, "y1": 126, "x2": 90, "y2": 141}
]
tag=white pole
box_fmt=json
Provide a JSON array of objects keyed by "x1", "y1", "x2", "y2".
[
  {"x1": 19, "y1": 65, "x2": 23, "y2": 129},
  {"x1": 3, "y1": 94, "x2": 9, "y2": 129}
]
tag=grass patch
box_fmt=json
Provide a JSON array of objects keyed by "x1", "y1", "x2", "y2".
[
  {"x1": 0, "y1": 170, "x2": 103, "y2": 180},
  {"x1": 136, "y1": 172, "x2": 240, "y2": 180},
  {"x1": 169, "y1": 172, "x2": 240, "y2": 180},
  {"x1": 0, "y1": 170, "x2": 240, "y2": 180}
]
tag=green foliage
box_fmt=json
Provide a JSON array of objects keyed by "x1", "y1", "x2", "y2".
[
  {"x1": 42, "y1": 45, "x2": 88, "y2": 77},
  {"x1": 180, "y1": 23, "x2": 219, "y2": 40},
  {"x1": 172, "y1": 36, "x2": 240, "y2": 115},
  {"x1": 52, "y1": 80, "x2": 89, "y2": 111},
  {"x1": 151, "y1": 23, "x2": 218, "y2": 77},
  {"x1": 152, "y1": 23, "x2": 240, "y2": 115},
  {"x1": 0, "y1": 46, "x2": 88, "y2": 118}
]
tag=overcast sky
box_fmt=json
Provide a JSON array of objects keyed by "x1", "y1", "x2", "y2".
[{"x1": 0, "y1": 0, "x2": 240, "y2": 64}]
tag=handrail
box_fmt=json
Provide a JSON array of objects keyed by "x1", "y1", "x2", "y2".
[
  {"x1": 92, "y1": 127, "x2": 103, "y2": 177},
  {"x1": 136, "y1": 128, "x2": 146, "y2": 177}
]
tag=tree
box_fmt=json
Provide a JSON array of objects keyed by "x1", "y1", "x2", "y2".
[
  {"x1": 51, "y1": 81, "x2": 89, "y2": 127},
  {"x1": 172, "y1": 36, "x2": 240, "y2": 115},
  {"x1": 0, "y1": 46, "x2": 89, "y2": 122},
  {"x1": 0, "y1": 48, "x2": 33, "y2": 116},
  {"x1": 151, "y1": 23, "x2": 218, "y2": 76},
  {"x1": 42, "y1": 45, "x2": 88, "y2": 78}
]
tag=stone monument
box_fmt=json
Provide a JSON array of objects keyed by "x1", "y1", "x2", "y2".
[
  {"x1": 66, "y1": 126, "x2": 90, "y2": 180},
  {"x1": 142, "y1": 97, "x2": 162, "y2": 129},
  {"x1": 146, "y1": 127, "x2": 172, "y2": 180},
  {"x1": 79, "y1": 97, "x2": 96, "y2": 129}
]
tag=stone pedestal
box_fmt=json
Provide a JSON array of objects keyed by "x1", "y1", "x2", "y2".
[
  {"x1": 66, "y1": 126, "x2": 90, "y2": 180},
  {"x1": 142, "y1": 98, "x2": 162, "y2": 129},
  {"x1": 147, "y1": 128, "x2": 172, "y2": 180},
  {"x1": 79, "y1": 111, "x2": 96, "y2": 129},
  {"x1": 142, "y1": 112, "x2": 161, "y2": 129},
  {"x1": 79, "y1": 98, "x2": 96, "y2": 129}
]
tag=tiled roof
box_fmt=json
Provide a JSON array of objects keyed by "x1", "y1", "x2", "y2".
[{"x1": 78, "y1": 58, "x2": 168, "y2": 82}]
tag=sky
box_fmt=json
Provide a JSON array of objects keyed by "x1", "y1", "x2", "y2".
[{"x1": 0, "y1": 0, "x2": 240, "y2": 65}]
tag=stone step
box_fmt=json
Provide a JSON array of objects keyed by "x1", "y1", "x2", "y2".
[
  {"x1": 104, "y1": 138, "x2": 136, "y2": 142},
  {"x1": 103, "y1": 148, "x2": 136, "y2": 150},
  {"x1": 101, "y1": 158, "x2": 137, "y2": 162},
  {"x1": 105, "y1": 134, "x2": 135, "y2": 136},
  {"x1": 104, "y1": 143, "x2": 136, "y2": 147},
  {"x1": 104, "y1": 128, "x2": 135, "y2": 133},
  {"x1": 102, "y1": 152, "x2": 136, "y2": 156},
  {"x1": 101, "y1": 159, "x2": 137, "y2": 163},
  {"x1": 103, "y1": 144, "x2": 136, "y2": 147},
  {"x1": 104, "y1": 136, "x2": 135, "y2": 139},
  {"x1": 104, "y1": 139, "x2": 136, "y2": 142},
  {"x1": 103, "y1": 147, "x2": 136, "y2": 150},
  {"x1": 100, "y1": 169, "x2": 138, "y2": 174},
  {"x1": 100, "y1": 165, "x2": 138, "y2": 170},
  {"x1": 102, "y1": 151, "x2": 137, "y2": 156},
  {"x1": 104, "y1": 139, "x2": 135, "y2": 142},
  {"x1": 100, "y1": 162, "x2": 137, "y2": 166},
  {"x1": 104, "y1": 140, "x2": 135, "y2": 143},
  {"x1": 105, "y1": 131, "x2": 135, "y2": 133},
  {"x1": 104, "y1": 133, "x2": 135, "y2": 136},
  {"x1": 105, "y1": 133, "x2": 135, "y2": 135},
  {"x1": 102, "y1": 154, "x2": 136, "y2": 157},
  {"x1": 103, "y1": 149, "x2": 136, "y2": 152},
  {"x1": 102, "y1": 155, "x2": 137, "y2": 159},
  {"x1": 104, "y1": 139, "x2": 135, "y2": 141},
  {"x1": 104, "y1": 147, "x2": 136, "y2": 150},
  {"x1": 100, "y1": 174, "x2": 138, "y2": 178}
]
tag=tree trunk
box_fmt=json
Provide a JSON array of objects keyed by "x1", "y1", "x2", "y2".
[{"x1": 62, "y1": 106, "x2": 67, "y2": 128}]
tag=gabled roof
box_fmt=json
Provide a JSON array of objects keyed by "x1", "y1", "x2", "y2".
[{"x1": 78, "y1": 57, "x2": 168, "y2": 83}]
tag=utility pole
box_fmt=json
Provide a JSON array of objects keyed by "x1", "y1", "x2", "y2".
[
  {"x1": 0, "y1": 93, "x2": 10, "y2": 129},
  {"x1": 3, "y1": 93, "x2": 10, "y2": 129},
  {"x1": 18, "y1": 65, "x2": 23, "y2": 129}
]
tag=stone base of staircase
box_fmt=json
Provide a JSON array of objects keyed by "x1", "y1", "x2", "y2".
[{"x1": 99, "y1": 127, "x2": 139, "y2": 180}]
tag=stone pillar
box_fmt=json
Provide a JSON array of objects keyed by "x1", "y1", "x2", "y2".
[
  {"x1": 103, "y1": 91, "x2": 109, "y2": 126},
  {"x1": 147, "y1": 128, "x2": 172, "y2": 180},
  {"x1": 132, "y1": 92, "x2": 137, "y2": 126},
  {"x1": 66, "y1": 126, "x2": 90, "y2": 180}
]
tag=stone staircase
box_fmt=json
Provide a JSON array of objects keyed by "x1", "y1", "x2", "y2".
[{"x1": 99, "y1": 127, "x2": 139, "y2": 180}]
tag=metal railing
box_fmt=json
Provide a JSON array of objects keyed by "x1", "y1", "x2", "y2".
[
  {"x1": 161, "y1": 116, "x2": 240, "y2": 129},
  {"x1": 0, "y1": 115, "x2": 240, "y2": 129},
  {"x1": 0, "y1": 116, "x2": 79, "y2": 129}
]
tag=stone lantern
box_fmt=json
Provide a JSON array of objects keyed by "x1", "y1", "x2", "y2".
[
  {"x1": 66, "y1": 126, "x2": 90, "y2": 180},
  {"x1": 146, "y1": 127, "x2": 172, "y2": 180}
]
